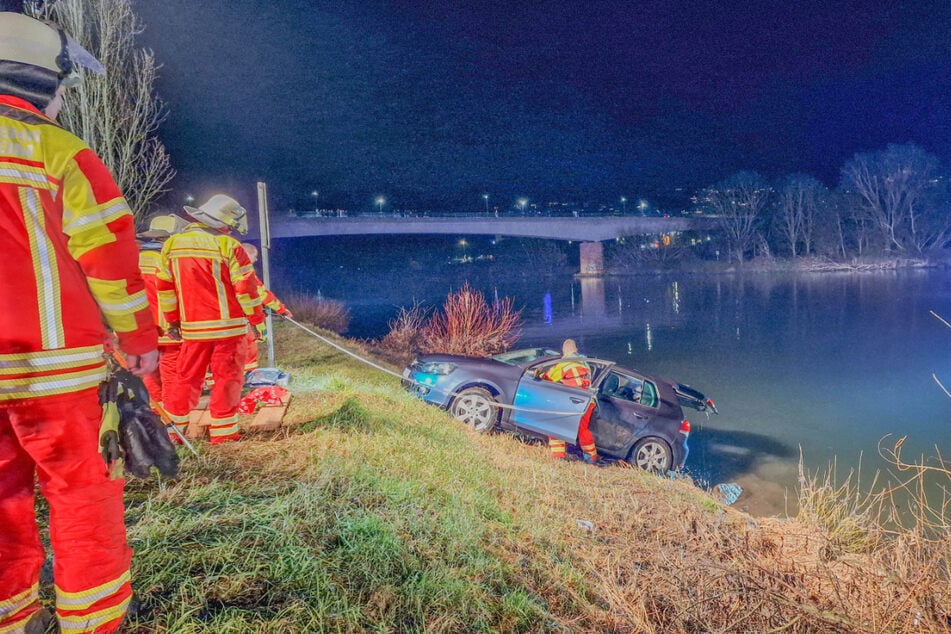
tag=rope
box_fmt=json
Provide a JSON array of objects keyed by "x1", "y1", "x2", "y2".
[{"x1": 277, "y1": 314, "x2": 588, "y2": 416}]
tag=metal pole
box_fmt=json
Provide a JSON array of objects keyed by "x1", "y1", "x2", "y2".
[{"x1": 256, "y1": 181, "x2": 275, "y2": 368}]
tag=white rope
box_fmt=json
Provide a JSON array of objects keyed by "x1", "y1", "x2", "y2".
[{"x1": 278, "y1": 314, "x2": 588, "y2": 416}]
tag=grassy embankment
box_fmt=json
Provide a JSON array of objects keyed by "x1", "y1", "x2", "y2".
[{"x1": 112, "y1": 322, "x2": 950, "y2": 633}]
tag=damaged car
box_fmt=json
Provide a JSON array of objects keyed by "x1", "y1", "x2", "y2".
[{"x1": 402, "y1": 347, "x2": 717, "y2": 473}]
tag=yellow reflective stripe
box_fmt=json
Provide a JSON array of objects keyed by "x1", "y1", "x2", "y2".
[
  {"x1": 237, "y1": 292, "x2": 262, "y2": 310},
  {"x1": 208, "y1": 416, "x2": 238, "y2": 437},
  {"x1": 164, "y1": 248, "x2": 225, "y2": 261},
  {"x1": 181, "y1": 323, "x2": 247, "y2": 340},
  {"x1": 58, "y1": 595, "x2": 130, "y2": 633},
  {"x1": 157, "y1": 289, "x2": 178, "y2": 315},
  {"x1": 0, "y1": 345, "x2": 103, "y2": 374},
  {"x1": 0, "y1": 163, "x2": 51, "y2": 187},
  {"x1": 62, "y1": 198, "x2": 129, "y2": 236},
  {"x1": 20, "y1": 187, "x2": 65, "y2": 349},
  {"x1": 55, "y1": 571, "x2": 130, "y2": 610},
  {"x1": 234, "y1": 262, "x2": 254, "y2": 277},
  {"x1": 86, "y1": 279, "x2": 150, "y2": 316},
  {"x1": 0, "y1": 583, "x2": 38, "y2": 619},
  {"x1": 167, "y1": 411, "x2": 189, "y2": 426},
  {"x1": 0, "y1": 364, "x2": 106, "y2": 400},
  {"x1": 210, "y1": 258, "x2": 229, "y2": 318},
  {"x1": 138, "y1": 250, "x2": 161, "y2": 275}
]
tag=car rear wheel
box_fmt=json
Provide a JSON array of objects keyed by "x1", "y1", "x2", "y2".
[
  {"x1": 629, "y1": 437, "x2": 673, "y2": 474},
  {"x1": 450, "y1": 387, "x2": 498, "y2": 433}
]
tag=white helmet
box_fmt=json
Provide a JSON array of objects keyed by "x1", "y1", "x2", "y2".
[
  {"x1": 184, "y1": 194, "x2": 249, "y2": 235},
  {"x1": 0, "y1": 12, "x2": 104, "y2": 109}
]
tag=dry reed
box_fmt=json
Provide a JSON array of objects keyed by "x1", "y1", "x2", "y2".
[{"x1": 420, "y1": 282, "x2": 521, "y2": 356}]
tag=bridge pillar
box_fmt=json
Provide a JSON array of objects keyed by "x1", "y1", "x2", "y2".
[{"x1": 578, "y1": 241, "x2": 604, "y2": 276}]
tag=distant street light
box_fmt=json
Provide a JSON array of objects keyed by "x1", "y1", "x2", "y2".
[
  {"x1": 483, "y1": 193, "x2": 489, "y2": 215},
  {"x1": 311, "y1": 190, "x2": 319, "y2": 215},
  {"x1": 185, "y1": 194, "x2": 194, "y2": 204},
  {"x1": 620, "y1": 196, "x2": 627, "y2": 215},
  {"x1": 517, "y1": 197, "x2": 528, "y2": 215},
  {"x1": 638, "y1": 199, "x2": 648, "y2": 216},
  {"x1": 376, "y1": 196, "x2": 385, "y2": 214}
]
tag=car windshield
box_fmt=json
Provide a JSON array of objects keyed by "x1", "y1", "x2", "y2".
[{"x1": 491, "y1": 347, "x2": 560, "y2": 365}]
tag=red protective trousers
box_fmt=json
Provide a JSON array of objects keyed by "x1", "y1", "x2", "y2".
[
  {"x1": 140, "y1": 343, "x2": 181, "y2": 407},
  {"x1": 0, "y1": 388, "x2": 132, "y2": 634},
  {"x1": 163, "y1": 336, "x2": 246, "y2": 442},
  {"x1": 548, "y1": 401, "x2": 598, "y2": 461}
]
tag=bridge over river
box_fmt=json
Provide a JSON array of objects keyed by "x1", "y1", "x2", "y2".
[
  {"x1": 267, "y1": 214, "x2": 719, "y2": 275},
  {"x1": 269, "y1": 214, "x2": 715, "y2": 242}
]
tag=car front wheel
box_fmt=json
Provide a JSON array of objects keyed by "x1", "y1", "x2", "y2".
[
  {"x1": 450, "y1": 387, "x2": 498, "y2": 433},
  {"x1": 629, "y1": 437, "x2": 673, "y2": 474}
]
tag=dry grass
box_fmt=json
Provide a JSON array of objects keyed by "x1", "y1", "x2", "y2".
[
  {"x1": 107, "y1": 324, "x2": 951, "y2": 632},
  {"x1": 281, "y1": 290, "x2": 351, "y2": 334},
  {"x1": 419, "y1": 282, "x2": 521, "y2": 356},
  {"x1": 375, "y1": 302, "x2": 430, "y2": 366}
]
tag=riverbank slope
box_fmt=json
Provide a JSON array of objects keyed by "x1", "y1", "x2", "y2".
[{"x1": 111, "y1": 323, "x2": 949, "y2": 633}]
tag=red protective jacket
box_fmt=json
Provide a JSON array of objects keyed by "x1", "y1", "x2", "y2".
[
  {"x1": 139, "y1": 247, "x2": 180, "y2": 346},
  {"x1": 0, "y1": 95, "x2": 157, "y2": 401},
  {"x1": 156, "y1": 224, "x2": 264, "y2": 340}
]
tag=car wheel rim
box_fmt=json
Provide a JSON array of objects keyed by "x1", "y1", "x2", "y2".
[
  {"x1": 454, "y1": 394, "x2": 493, "y2": 431},
  {"x1": 634, "y1": 441, "x2": 670, "y2": 473}
]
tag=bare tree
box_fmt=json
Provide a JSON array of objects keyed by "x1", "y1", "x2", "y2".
[
  {"x1": 29, "y1": 0, "x2": 175, "y2": 218},
  {"x1": 701, "y1": 171, "x2": 771, "y2": 263},
  {"x1": 774, "y1": 174, "x2": 826, "y2": 257},
  {"x1": 840, "y1": 143, "x2": 940, "y2": 254}
]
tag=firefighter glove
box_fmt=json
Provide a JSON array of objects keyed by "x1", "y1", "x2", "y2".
[
  {"x1": 166, "y1": 322, "x2": 182, "y2": 341},
  {"x1": 254, "y1": 321, "x2": 268, "y2": 342}
]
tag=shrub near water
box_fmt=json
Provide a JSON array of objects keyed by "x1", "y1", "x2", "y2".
[
  {"x1": 420, "y1": 282, "x2": 521, "y2": 356},
  {"x1": 282, "y1": 290, "x2": 351, "y2": 334}
]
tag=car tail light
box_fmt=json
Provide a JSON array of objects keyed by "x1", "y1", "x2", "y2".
[{"x1": 679, "y1": 419, "x2": 691, "y2": 436}]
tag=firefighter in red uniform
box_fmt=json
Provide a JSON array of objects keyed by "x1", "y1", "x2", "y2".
[
  {"x1": 542, "y1": 339, "x2": 599, "y2": 463},
  {"x1": 137, "y1": 214, "x2": 187, "y2": 409},
  {"x1": 0, "y1": 12, "x2": 159, "y2": 634},
  {"x1": 156, "y1": 195, "x2": 265, "y2": 444},
  {"x1": 238, "y1": 242, "x2": 292, "y2": 373}
]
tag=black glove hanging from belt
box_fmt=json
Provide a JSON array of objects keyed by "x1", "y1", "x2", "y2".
[{"x1": 99, "y1": 366, "x2": 180, "y2": 479}]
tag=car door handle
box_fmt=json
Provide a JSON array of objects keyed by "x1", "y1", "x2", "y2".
[{"x1": 569, "y1": 397, "x2": 586, "y2": 404}]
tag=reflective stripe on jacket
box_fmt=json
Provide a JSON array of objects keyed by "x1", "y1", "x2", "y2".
[
  {"x1": 252, "y1": 272, "x2": 287, "y2": 314},
  {"x1": 156, "y1": 224, "x2": 264, "y2": 340},
  {"x1": 0, "y1": 95, "x2": 157, "y2": 401},
  {"x1": 544, "y1": 359, "x2": 591, "y2": 389}
]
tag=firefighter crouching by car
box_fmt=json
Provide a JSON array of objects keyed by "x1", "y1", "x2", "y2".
[
  {"x1": 137, "y1": 214, "x2": 187, "y2": 414},
  {"x1": 238, "y1": 241, "x2": 292, "y2": 373},
  {"x1": 0, "y1": 12, "x2": 159, "y2": 633},
  {"x1": 156, "y1": 195, "x2": 265, "y2": 444},
  {"x1": 542, "y1": 339, "x2": 599, "y2": 463}
]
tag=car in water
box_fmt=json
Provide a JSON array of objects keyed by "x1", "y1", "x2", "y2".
[{"x1": 402, "y1": 347, "x2": 717, "y2": 473}]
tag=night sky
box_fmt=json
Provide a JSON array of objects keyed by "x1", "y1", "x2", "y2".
[{"x1": 133, "y1": 1, "x2": 951, "y2": 212}]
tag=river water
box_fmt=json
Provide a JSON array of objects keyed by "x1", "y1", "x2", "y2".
[{"x1": 269, "y1": 236, "x2": 951, "y2": 516}]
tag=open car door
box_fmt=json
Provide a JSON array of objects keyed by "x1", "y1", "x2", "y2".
[{"x1": 511, "y1": 371, "x2": 589, "y2": 442}]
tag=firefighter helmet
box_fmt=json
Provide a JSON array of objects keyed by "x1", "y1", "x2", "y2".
[
  {"x1": 184, "y1": 194, "x2": 249, "y2": 235},
  {"x1": 0, "y1": 12, "x2": 104, "y2": 109},
  {"x1": 136, "y1": 214, "x2": 188, "y2": 240}
]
